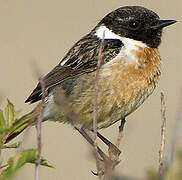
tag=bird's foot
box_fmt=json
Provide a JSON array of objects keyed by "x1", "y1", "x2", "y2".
[{"x1": 75, "y1": 127, "x2": 121, "y2": 178}]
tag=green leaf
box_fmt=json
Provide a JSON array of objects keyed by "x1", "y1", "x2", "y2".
[
  {"x1": 0, "y1": 149, "x2": 54, "y2": 180},
  {"x1": 0, "y1": 109, "x2": 6, "y2": 131},
  {"x1": 5, "y1": 100, "x2": 15, "y2": 128},
  {"x1": 5, "y1": 113, "x2": 34, "y2": 143},
  {"x1": 2, "y1": 142, "x2": 21, "y2": 149},
  {"x1": 31, "y1": 156, "x2": 54, "y2": 168},
  {"x1": 9, "y1": 113, "x2": 33, "y2": 133},
  {"x1": 13, "y1": 110, "x2": 21, "y2": 122},
  {"x1": 0, "y1": 99, "x2": 33, "y2": 144}
]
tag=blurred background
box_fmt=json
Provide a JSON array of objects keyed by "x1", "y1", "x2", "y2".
[{"x1": 0, "y1": 0, "x2": 181, "y2": 179}]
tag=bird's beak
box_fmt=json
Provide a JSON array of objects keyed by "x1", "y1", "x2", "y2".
[{"x1": 152, "y1": 20, "x2": 177, "y2": 29}]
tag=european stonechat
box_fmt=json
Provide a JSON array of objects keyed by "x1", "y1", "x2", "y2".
[{"x1": 23, "y1": 6, "x2": 176, "y2": 132}]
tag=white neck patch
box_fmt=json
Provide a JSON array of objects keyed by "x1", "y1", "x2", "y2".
[
  {"x1": 95, "y1": 25, "x2": 147, "y2": 62},
  {"x1": 95, "y1": 25, "x2": 147, "y2": 47},
  {"x1": 95, "y1": 25, "x2": 121, "y2": 40}
]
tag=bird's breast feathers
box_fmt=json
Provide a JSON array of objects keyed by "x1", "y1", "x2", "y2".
[
  {"x1": 45, "y1": 26, "x2": 161, "y2": 129},
  {"x1": 95, "y1": 25, "x2": 161, "y2": 90},
  {"x1": 49, "y1": 42, "x2": 161, "y2": 129}
]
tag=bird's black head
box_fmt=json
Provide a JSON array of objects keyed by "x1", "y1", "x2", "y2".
[{"x1": 97, "y1": 6, "x2": 176, "y2": 48}]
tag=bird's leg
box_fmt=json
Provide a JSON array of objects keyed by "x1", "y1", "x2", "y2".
[
  {"x1": 115, "y1": 118, "x2": 126, "y2": 148},
  {"x1": 94, "y1": 132, "x2": 121, "y2": 178},
  {"x1": 75, "y1": 127, "x2": 106, "y2": 176},
  {"x1": 97, "y1": 132, "x2": 121, "y2": 156},
  {"x1": 74, "y1": 127, "x2": 106, "y2": 160},
  {"x1": 119, "y1": 118, "x2": 126, "y2": 132},
  {"x1": 75, "y1": 127, "x2": 122, "y2": 177}
]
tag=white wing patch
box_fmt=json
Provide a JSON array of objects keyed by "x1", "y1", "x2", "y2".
[{"x1": 60, "y1": 59, "x2": 68, "y2": 66}]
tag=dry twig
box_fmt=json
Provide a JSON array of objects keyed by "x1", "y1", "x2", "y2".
[
  {"x1": 92, "y1": 30, "x2": 125, "y2": 179},
  {"x1": 35, "y1": 78, "x2": 47, "y2": 180},
  {"x1": 93, "y1": 30, "x2": 105, "y2": 179},
  {"x1": 0, "y1": 164, "x2": 8, "y2": 170},
  {"x1": 158, "y1": 91, "x2": 167, "y2": 178}
]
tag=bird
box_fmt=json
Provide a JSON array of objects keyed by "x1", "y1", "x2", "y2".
[{"x1": 6, "y1": 6, "x2": 176, "y2": 143}]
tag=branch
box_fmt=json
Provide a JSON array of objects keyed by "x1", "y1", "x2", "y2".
[
  {"x1": 35, "y1": 78, "x2": 47, "y2": 180},
  {"x1": 0, "y1": 164, "x2": 8, "y2": 170},
  {"x1": 93, "y1": 31, "x2": 105, "y2": 179},
  {"x1": 158, "y1": 91, "x2": 167, "y2": 178}
]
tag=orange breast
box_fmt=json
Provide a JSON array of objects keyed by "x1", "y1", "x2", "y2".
[{"x1": 94, "y1": 47, "x2": 161, "y2": 128}]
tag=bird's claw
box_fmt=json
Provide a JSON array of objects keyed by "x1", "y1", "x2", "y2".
[{"x1": 91, "y1": 170, "x2": 104, "y2": 176}]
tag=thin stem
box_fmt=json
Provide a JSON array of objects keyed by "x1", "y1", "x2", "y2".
[
  {"x1": 158, "y1": 91, "x2": 167, "y2": 178},
  {"x1": 0, "y1": 164, "x2": 8, "y2": 169},
  {"x1": 93, "y1": 30, "x2": 105, "y2": 179},
  {"x1": 35, "y1": 78, "x2": 47, "y2": 180}
]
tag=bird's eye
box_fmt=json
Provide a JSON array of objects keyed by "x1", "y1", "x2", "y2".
[
  {"x1": 129, "y1": 20, "x2": 139, "y2": 29},
  {"x1": 151, "y1": 21, "x2": 158, "y2": 27}
]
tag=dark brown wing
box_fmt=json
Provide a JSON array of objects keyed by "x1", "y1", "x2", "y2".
[
  {"x1": 25, "y1": 33, "x2": 123, "y2": 103},
  {"x1": 25, "y1": 66, "x2": 84, "y2": 103}
]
